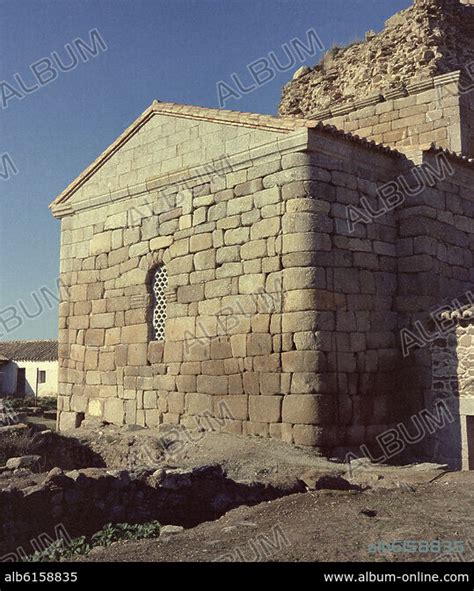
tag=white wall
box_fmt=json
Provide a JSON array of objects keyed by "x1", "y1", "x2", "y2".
[{"x1": 0, "y1": 360, "x2": 58, "y2": 398}]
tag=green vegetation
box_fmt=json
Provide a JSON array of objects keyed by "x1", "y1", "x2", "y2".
[
  {"x1": 1, "y1": 396, "x2": 57, "y2": 411},
  {"x1": 25, "y1": 521, "x2": 162, "y2": 562},
  {"x1": 35, "y1": 396, "x2": 57, "y2": 411}
]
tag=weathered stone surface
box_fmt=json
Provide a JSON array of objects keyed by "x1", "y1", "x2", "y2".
[
  {"x1": 177, "y1": 284, "x2": 204, "y2": 303},
  {"x1": 58, "y1": 411, "x2": 83, "y2": 431},
  {"x1": 150, "y1": 235, "x2": 173, "y2": 250},
  {"x1": 122, "y1": 324, "x2": 148, "y2": 343},
  {"x1": 103, "y1": 399, "x2": 125, "y2": 425},
  {"x1": 282, "y1": 395, "x2": 334, "y2": 425},
  {"x1": 160, "y1": 525, "x2": 185, "y2": 536},
  {"x1": 249, "y1": 396, "x2": 282, "y2": 423},
  {"x1": 279, "y1": 0, "x2": 474, "y2": 117},
  {"x1": 90, "y1": 232, "x2": 111, "y2": 255},
  {"x1": 6, "y1": 455, "x2": 42, "y2": 471}
]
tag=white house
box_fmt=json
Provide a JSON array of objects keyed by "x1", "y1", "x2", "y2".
[{"x1": 0, "y1": 340, "x2": 58, "y2": 398}]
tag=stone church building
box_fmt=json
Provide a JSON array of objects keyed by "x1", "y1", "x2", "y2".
[{"x1": 51, "y1": 0, "x2": 474, "y2": 469}]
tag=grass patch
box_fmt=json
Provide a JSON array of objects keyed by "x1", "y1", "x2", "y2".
[{"x1": 25, "y1": 521, "x2": 162, "y2": 562}]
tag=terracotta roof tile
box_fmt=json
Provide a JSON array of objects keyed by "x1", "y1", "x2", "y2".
[
  {"x1": 438, "y1": 306, "x2": 474, "y2": 322},
  {"x1": 425, "y1": 143, "x2": 474, "y2": 168},
  {"x1": 314, "y1": 122, "x2": 405, "y2": 157},
  {"x1": 0, "y1": 340, "x2": 58, "y2": 362}
]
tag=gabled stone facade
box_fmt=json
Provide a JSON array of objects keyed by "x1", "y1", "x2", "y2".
[{"x1": 51, "y1": 0, "x2": 474, "y2": 469}]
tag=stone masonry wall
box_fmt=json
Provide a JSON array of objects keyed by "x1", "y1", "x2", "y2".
[
  {"x1": 430, "y1": 318, "x2": 474, "y2": 468},
  {"x1": 295, "y1": 133, "x2": 406, "y2": 452},
  {"x1": 55, "y1": 113, "x2": 410, "y2": 452},
  {"x1": 395, "y1": 154, "x2": 474, "y2": 467},
  {"x1": 0, "y1": 464, "x2": 297, "y2": 557},
  {"x1": 321, "y1": 75, "x2": 464, "y2": 156},
  {"x1": 56, "y1": 112, "x2": 289, "y2": 435},
  {"x1": 456, "y1": 321, "x2": 474, "y2": 397},
  {"x1": 460, "y1": 84, "x2": 474, "y2": 156},
  {"x1": 54, "y1": 114, "x2": 474, "y2": 458}
]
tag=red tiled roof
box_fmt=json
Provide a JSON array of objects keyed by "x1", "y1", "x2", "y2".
[{"x1": 0, "y1": 340, "x2": 58, "y2": 362}]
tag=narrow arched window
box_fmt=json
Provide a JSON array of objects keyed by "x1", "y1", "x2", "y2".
[{"x1": 152, "y1": 265, "x2": 168, "y2": 341}]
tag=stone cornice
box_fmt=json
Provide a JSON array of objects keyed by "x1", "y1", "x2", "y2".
[
  {"x1": 50, "y1": 101, "x2": 314, "y2": 215},
  {"x1": 51, "y1": 122, "x2": 406, "y2": 218},
  {"x1": 51, "y1": 128, "x2": 311, "y2": 218},
  {"x1": 307, "y1": 71, "x2": 465, "y2": 122}
]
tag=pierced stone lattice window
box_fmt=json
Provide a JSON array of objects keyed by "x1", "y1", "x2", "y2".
[{"x1": 152, "y1": 265, "x2": 168, "y2": 341}]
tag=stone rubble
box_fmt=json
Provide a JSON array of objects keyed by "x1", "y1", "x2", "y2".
[{"x1": 279, "y1": 0, "x2": 474, "y2": 117}]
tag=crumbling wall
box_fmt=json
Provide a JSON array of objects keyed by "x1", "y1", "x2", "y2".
[
  {"x1": 279, "y1": 0, "x2": 474, "y2": 118},
  {"x1": 0, "y1": 464, "x2": 300, "y2": 557}
]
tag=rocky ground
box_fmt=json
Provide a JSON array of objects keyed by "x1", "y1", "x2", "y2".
[
  {"x1": 74, "y1": 470, "x2": 474, "y2": 563},
  {"x1": 1, "y1": 421, "x2": 472, "y2": 562}
]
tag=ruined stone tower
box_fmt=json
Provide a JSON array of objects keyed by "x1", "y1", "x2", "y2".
[{"x1": 280, "y1": 0, "x2": 474, "y2": 157}]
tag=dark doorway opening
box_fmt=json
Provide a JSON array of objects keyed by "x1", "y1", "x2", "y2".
[
  {"x1": 17, "y1": 368, "x2": 26, "y2": 395},
  {"x1": 467, "y1": 416, "x2": 474, "y2": 470}
]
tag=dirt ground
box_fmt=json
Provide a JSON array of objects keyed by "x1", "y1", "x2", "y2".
[
  {"x1": 76, "y1": 422, "x2": 447, "y2": 485},
  {"x1": 75, "y1": 471, "x2": 474, "y2": 563},
  {"x1": 57, "y1": 423, "x2": 473, "y2": 564},
  {"x1": 3, "y1": 422, "x2": 472, "y2": 563}
]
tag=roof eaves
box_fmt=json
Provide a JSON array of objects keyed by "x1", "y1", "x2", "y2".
[
  {"x1": 424, "y1": 143, "x2": 474, "y2": 169},
  {"x1": 50, "y1": 100, "x2": 313, "y2": 211},
  {"x1": 0, "y1": 340, "x2": 58, "y2": 362},
  {"x1": 312, "y1": 122, "x2": 405, "y2": 158},
  {"x1": 438, "y1": 306, "x2": 474, "y2": 322}
]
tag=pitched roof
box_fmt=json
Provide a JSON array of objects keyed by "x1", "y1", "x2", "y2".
[
  {"x1": 49, "y1": 100, "x2": 404, "y2": 210},
  {"x1": 49, "y1": 100, "x2": 312, "y2": 209},
  {"x1": 0, "y1": 340, "x2": 58, "y2": 362}
]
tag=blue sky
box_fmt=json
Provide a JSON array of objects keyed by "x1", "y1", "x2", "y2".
[{"x1": 0, "y1": 0, "x2": 411, "y2": 341}]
